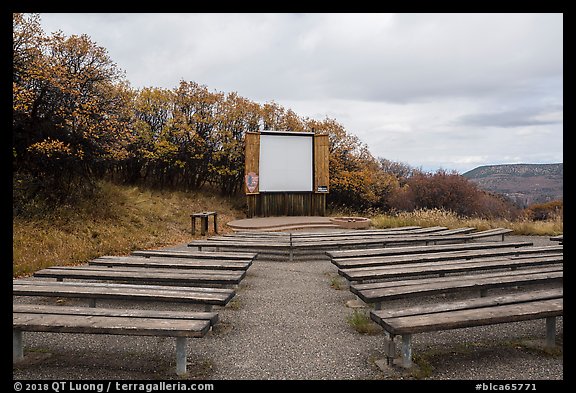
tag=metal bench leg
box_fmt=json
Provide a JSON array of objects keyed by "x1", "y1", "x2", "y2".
[
  {"x1": 546, "y1": 317, "x2": 556, "y2": 349},
  {"x1": 374, "y1": 302, "x2": 382, "y2": 311},
  {"x1": 204, "y1": 304, "x2": 213, "y2": 312},
  {"x1": 88, "y1": 299, "x2": 97, "y2": 308},
  {"x1": 176, "y1": 337, "x2": 187, "y2": 376},
  {"x1": 13, "y1": 329, "x2": 23, "y2": 361},
  {"x1": 401, "y1": 334, "x2": 412, "y2": 368}
]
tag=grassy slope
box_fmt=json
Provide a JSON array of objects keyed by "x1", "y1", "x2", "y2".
[{"x1": 13, "y1": 181, "x2": 245, "y2": 277}]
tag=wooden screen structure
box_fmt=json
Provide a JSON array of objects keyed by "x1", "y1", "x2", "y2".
[{"x1": 244, "y1": 131, "x2": 329, "y2": 218}]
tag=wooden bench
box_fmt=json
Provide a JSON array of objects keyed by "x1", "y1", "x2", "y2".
[
  {"x1": 369, "y1": 288, "x2": 563, "y2": 368},
  {"x1": 188, "y1": 239, "x2": 294, "y2": 259},
  {"x1": 463, "y1": 227, "x2": 513, "y2": 241},
  {"x1": 220, "y1": 226, "x2": 465, "y2": 241},
  {"x1": 13, "y1": 304, "x2": 217, "y2": 375},
  {"x1": 132, "y1": 249, "x2": 257, "y2": 261},
  {"x1": 326, "y1": 240, "x2": 534, "y2": 261},
  {"x1": 188, "y1": 234, "x2": 470, "y2": 258},
  {"x1": 333, "y1": 245, "x2": 563, "y2": 270},
  {"x1": 33, "y1": 265, "x2": 246, "y2": 288},
  {"x1": 550, "y1": 235, "x2": 563, "y2": 244},
  {"x1": 90, "y1": 255, "x2": 252, "y2": 271},
  {"x1": 188, "y1": 227, "x2": 513, "y2": 261},
  {"x1": 289, "y1": 227, "x2": 505, "y2": 242},
  {"x1": 339, "y1": 254, "x2": 563, "y2": 282},
  {"x1": 191, "y1": 211, "x2": 218, "y2": 236},
  {"x1": 350, "y1": 265, "x2": 563, "y2": 309},
  {"x1": 225, "y1": 226, "x2": 424, "y2": 238},
  {"x1": 13, "y1": 280, "x2": 235, "y2": 311},
  {"x1": 300, "y1": 230, "x2": 512, "y2": 248}
]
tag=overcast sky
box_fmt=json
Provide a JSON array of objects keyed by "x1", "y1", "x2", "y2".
[{"x1": 38, "y1": 13, "x2": 563, "y2": 173}]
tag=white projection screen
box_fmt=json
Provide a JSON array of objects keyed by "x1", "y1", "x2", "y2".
[{"x1": 258, "y1": 132, "x2": 314, "y2": 192}]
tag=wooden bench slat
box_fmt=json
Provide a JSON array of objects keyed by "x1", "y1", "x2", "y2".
[
  {"x1": 468, "y1": 228, "x2": 513, "y2": 235},
  {"x1": 13, "y1": 304, "x2": 219, "y2": 325},
  {"x1": 352, "y1": 267, "x2": 563, "y2": 303},
  {"x1": 132, "y1": 250, "x2": 257, "y2": 260},
  {"x1": 333, "y1": 245, "x2": 562, "y2": 269},
  {"x1": 41, "y1": 265, "x2": 244, "y2": 276},
  {"x1": 371, "y1": 298, "x2": 563, "y2": 335},
  {"x1": 226, "y1": 226, "x2": 423, "y2": 238},
  {"x1": 91, "y1": 256, "x2": 251, "y2": 270},
  {"x1": 351, "y1": 265, "x2": 563, "y2": 291},
  {"x1": 14, "y1": 279, "x2": 233, "y2": 293},
  {"x1": 33, "y1": 266, "x2": 245, "y2": 286},
  {"x1": 372, "y1": 288, "x2": 563, "y2": 319},
  {"x1": 340, "y1": 254, "x2": 563, "y2": 281},
  {"x1": 326, "y1": 241, "x2": 534, "y2": 259},
  {"x1": 14, "y1": 280, "x2": 235, "y2": 306},
  {"x1": 550, "y1": 235, "x2": 563, "y2": 244},
  {"x1": 13, "y1": 313, "x2": 211, "y2": 337}
]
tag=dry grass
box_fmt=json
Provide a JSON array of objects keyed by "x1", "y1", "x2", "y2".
[
  {"x1": 346, "y1": 309, "x2": 382, "y2": 335},
  {"x1": 370, "y1": 208, "x2": 563, "y2": 236},
  {"x1": 12, "y1": 181, "x2": 245, "y2": 277}
]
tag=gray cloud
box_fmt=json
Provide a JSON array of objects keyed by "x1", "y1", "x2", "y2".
[
  {"x1": 37, "y1": 13, "x2": 563, "y2": 173},
  {"x1": 455, "y1": 105, "x2": 563, "y2": 128}
]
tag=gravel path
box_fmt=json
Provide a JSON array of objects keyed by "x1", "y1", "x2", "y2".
[{"x1": 13, "y1": 235, "x2": 563, "y2": 380}]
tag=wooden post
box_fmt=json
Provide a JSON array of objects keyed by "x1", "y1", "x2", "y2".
[
  {"x1": 200, "y1": 216, "x2": 206, "y2": 236},
  {"x1": 314, "y1": 134, "x2": 329, "y2": 195},
  {"x1": 176, "y1": 337, "x2": 187, "y2": 376},
  {"x1": 13, "y1": 329, "x2": 23, "y2": 361},
  {"x1": 401, "y1": 334, "x2": 412, "y2": 368}
]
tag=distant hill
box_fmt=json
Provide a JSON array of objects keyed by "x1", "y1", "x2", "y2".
[{"x1": 462, "y1": 163, "x2": 563, "y2": 207}]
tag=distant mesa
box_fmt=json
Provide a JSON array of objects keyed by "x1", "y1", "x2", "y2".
[{"x1": 462, "y1": 163, "x2": 563, "y2": 207}]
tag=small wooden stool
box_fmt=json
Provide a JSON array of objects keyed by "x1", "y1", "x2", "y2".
[{"x1": 191, "y1": 211, "x2": 218, "y2": 236}]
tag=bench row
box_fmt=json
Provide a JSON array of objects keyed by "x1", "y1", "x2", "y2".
[
  {"x1": 326, "y1": 235, "x2": 563, "y2": 368},
  {"x1": 13, "y1": 248, "x2": 256, "y2": 375},
  {"x1": 188, "y1": 228, "x2": 514, "y2": 261},
  {"x1": 370, "y1": 288, "x2": 563, "y2": 368},
  {"x1": 13, "y1": 304, "x2": 219, "y2": 376}
]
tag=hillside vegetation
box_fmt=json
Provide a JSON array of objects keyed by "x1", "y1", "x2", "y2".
[{"x1": 13, "y1": 182, "x2": 244, "y2": 277}]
